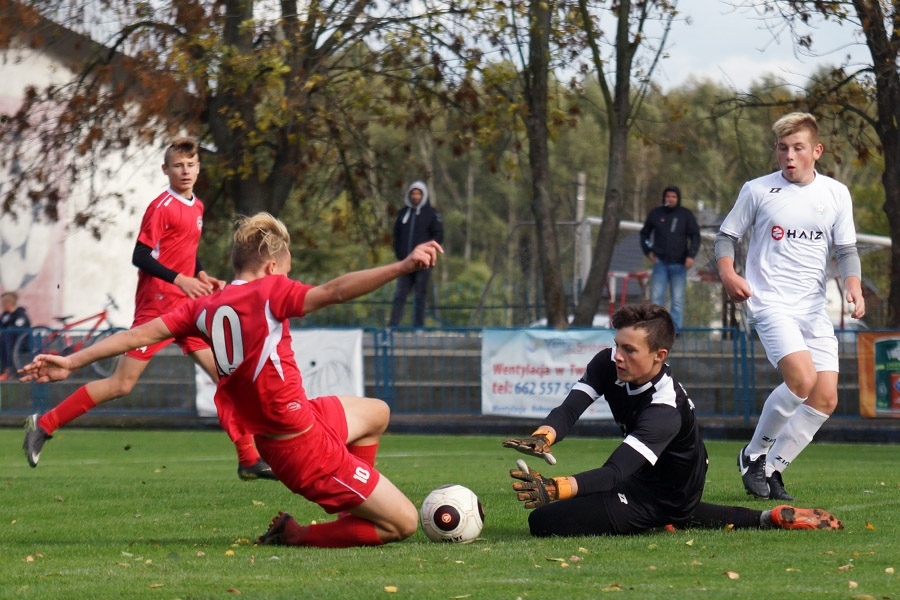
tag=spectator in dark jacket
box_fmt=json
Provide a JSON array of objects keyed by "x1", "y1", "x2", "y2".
[
  {"x1": 389, "y1": 181, "x2": 443, "y2": 327},
  {"x1": 0, "y1": 291, "x2": 30, "y2": 380},
  {"x1": 639, "y1": 185, "x2": 700, "y2": 329}
]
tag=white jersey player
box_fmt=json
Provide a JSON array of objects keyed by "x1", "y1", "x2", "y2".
[{"x1": 716, "y1": 112, "x2": 865, "y2": 501}]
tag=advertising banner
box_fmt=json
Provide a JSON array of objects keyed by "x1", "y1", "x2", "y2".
[
  {"x1": 481, "y1": 328, "x2": 616, "y2": 419},
  {"x1": 196, "y1": 328, "x2": 364, "y2": 417},
  {"x1": 858, "y1": 331, "x2": 900, "y2": 418}
]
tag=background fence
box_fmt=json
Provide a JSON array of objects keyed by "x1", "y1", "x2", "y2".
[{"x1": 0, "y1": 325, "x2": 865, "y2": 422}]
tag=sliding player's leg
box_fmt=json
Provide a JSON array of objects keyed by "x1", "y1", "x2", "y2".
[
  {"x1": 257, "y1": 471, "x2": 417, "y2": 548},
  {"x1": 337, "y1": 395, "x2": 390, "y2": 467},
  {"x1": 255, "y1": 416, "x2": 417, "y2": 548}
]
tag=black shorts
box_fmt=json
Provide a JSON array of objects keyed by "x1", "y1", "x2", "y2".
[{"x1": 528, "y1": 482, "x2": 677, "y2": 536}]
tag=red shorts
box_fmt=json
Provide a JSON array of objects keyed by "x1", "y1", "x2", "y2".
[
  {"x1": 254, "y1": 396, "x2": 381, "y2": 514},
  {"x1": 125, "y1": 313, "x2": 208, "y2": 360}
]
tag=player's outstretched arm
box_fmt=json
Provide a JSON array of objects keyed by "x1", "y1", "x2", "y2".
[
  {"x1": 18, "y1": 318, "x2": 173, "y2": 383},
  {"x1": 303, "y1": 241, "x2": 443, "y2": 314},
  {"x1": 502, "y1": 427, "x2": 558, "y2": 465}
]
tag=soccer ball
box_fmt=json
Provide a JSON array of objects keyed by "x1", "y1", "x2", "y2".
[{"x1": 420, "y1": 484, "x2": 485, "y2": 543}]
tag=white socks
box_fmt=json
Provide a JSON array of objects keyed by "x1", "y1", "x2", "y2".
[
  {"x1": 746, "y1": 383, "x2": 806, "y2": 458},
  {"x1": 767, "y1": 404, "x2": 828, "y2": 476}
]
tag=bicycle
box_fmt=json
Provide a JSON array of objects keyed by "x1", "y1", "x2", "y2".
[{"x1": 12, "y1": 294, "x2": 126, "y2": 377}]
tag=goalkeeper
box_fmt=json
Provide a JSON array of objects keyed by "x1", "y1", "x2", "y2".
[{"x1": 503, "y1": 304, "x2": 843, "y2": 535}]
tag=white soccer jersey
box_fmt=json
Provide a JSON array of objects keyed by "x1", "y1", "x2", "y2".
[{"x1": 720, "y1": 170, "x2": 857, "y2": 316}]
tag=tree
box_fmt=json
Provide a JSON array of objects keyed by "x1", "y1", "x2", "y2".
[
  {"x1": 0, "y1": 0, "x2": 465, "y2": 239},
  {"x1": 571, "y1": 0, "x2": 677, "y2": 326},
  {"x1": 524, "y1": 0, "x2": 568, "y2": 328}
]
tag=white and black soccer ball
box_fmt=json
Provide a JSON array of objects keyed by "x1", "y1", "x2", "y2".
[{"x1": 420, "y1": 484, "x2": 484, "y2": 543}]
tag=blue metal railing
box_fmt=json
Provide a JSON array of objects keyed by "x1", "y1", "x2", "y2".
[{"x1": 1, "y1": 325, "x2": 864, "y2": 420}]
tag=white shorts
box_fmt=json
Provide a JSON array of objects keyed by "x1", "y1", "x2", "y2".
[{"x1": 751, "y1": 309, "x2": 838, "y2": 372}]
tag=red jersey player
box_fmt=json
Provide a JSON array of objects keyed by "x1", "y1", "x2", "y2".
[
  {"x1": 23, "y1": 138, "x2": 275, "y2": 481},
  {"x1": 20, "y1": 212, "x2": 443, "y2": 548}
]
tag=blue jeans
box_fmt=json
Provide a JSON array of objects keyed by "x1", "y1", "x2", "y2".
[
  {"x1": 650, "y1": 261, "x2": 687, "y2": 329},
  {"x1": 389, "y1": 268, "x2": 431, "y2": 327}
]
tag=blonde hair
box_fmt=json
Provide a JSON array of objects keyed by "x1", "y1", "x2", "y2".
[
  {"x1": 164, "y1": 137, "x2": 199, "y2": 165},
  {"x1": 772, "y1": 112, "x2": 819, "y2": 145},
  {"x1": 1, "y1": 291, "x2": 17, "y2": 304},
  {"x1": 232, "y1": 212, "x2": 291, "y2": 272}
]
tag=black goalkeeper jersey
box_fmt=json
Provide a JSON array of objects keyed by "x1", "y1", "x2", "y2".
[{"x1": 541, "y1": 347, "x2": 707, "y2": 521}]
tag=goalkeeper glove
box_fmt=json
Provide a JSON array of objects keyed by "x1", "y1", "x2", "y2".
[
  {"x1": 502, "y1": 427, "x2": 557, "y2": 465},
  {"x1": 509, "y1": 458, "x2": 573, "y2": 509}
]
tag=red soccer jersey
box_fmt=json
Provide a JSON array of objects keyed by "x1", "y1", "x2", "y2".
[
  {"x1": 134, "y1": 188, "x2": 205, "y2": 323},
  {"x1": 161, "y1": 275, "x2": 316, "y2": 436}
]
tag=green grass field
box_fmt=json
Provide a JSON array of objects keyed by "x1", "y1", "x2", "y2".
[{"x1": 1, "y1": 428, "x2": 898, "y2": 600}]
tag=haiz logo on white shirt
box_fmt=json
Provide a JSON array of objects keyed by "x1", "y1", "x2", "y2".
[{"x1": 770, "y1": 225, "x2": 824, "y2": 241}]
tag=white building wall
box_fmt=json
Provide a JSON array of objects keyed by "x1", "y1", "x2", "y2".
[{"x1": 0, "y1": 43, "x2": 161, "y2": 328}]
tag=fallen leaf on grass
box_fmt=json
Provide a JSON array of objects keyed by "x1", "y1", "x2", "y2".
[
  {"x1": 838, "y1": 564, "x2": 852, "y2": 571},
  {"x1": 849, "y1": 581, "x2": 858, "y2": 589},
  {"x1": 685, "y1": 539, "x2": 694, "y2": 546},
  {"x1": 885, "y1": 567, "x2": 894, "y2": 574},
  {"x1": 601, "y1": 583, "x2": 622, "y2": 592},
  {"x1": 24, "y1": 556, "x2": 34, "y2": 563},
  {"x1": 569, "y1": 555, "x2": 582, "y2": 562},
  {"x1": 450, "y1": 595, "x2": 471, "y2": 599},
  {"x1": 196, "y1": 551, "x2": 205, "y2": 557},
  {"x1": 578, "y1": 547, "x2": 593, "y2": 554},
  {"x1": 227, "y1": 588, "x2": 241, "y2": 594},
  {"x1": 252, "y1": 500, "x2": 265, "y2": 506},
  {"x1": 149, "y1": 583, "x2": 163, "y2": 588},
  {"x1": 384, "y1": 586, "x2": 398, "y2": 593},
  {"x1": 725, "y1": 571, "x2": 739, "y2": 580},
  {"x1": 225, "y1": 550, "x2": 235, "y2": 557},
  {"x1": 865, "y1": 522, "x2": 875, "y2": 531},
  {"x1": 545, "y1": 557, "x2": 565, "y2": 562}
]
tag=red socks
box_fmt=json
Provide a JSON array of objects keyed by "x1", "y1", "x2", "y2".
[
  {"x1": 38, "y1": 385, "x2": 97, "y2": 434},
  {"x1": 348, "y1": 443, "x2": 378, "y2": 468},
  {"x1": 234, "y1": 433, "x2": 261, "y2": 467},
  {"x1": 290, "y1": 514, "x2": 383, "y2": 548}
]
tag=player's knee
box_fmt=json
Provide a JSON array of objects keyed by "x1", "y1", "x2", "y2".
[
  {"x1": 106, "y1": 378, "x2": 137, "y2": 397},
  {"x1": 809, "y1": 392, "x2": 838, "y2": 415},
  {"x1": 527, "y1": 508, "x2": 556, "y2": 537},
  {"x1": 367, "y1": 398, "x2": 391, "y2": 433},
  {"x1": 787, "y1": 375, "x2": 817, "y2": 399},
  {"x1": 382, "y1": 503, "x2": 419, "y2": 543}
]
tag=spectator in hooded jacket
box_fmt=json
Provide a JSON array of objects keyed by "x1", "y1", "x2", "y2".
[
  {"x1": 389, "y1": 181, "x2": 443, "y2": 327},
  {"x1": 639, "y1": 185, "x2": 701, "y2": 330}
]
